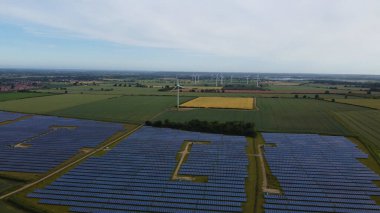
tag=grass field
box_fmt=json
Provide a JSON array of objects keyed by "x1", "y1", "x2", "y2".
[
  {"x1": 51, "y1": 95, "x2": 193, "y2": 123},
  {"x1": 336, "y1": 99, "x2": 380, "y2": 109},
  {"x1": 0, "y1": 94, "x2": 118, "y2": 114},
  {"x1": 180, "y1": 97, "x2": 255, "y2": 110},
  {"x1": 336, "y1": 110, "x2": 380, "y2": 159},
  {"x1": 0, "y1": 178, "x2": 22, "y2": 195},
  {"x1": 0, "y1": 92, "x2": 53, "y2": 102},
  {"x1": 156, "y1": 98, "x2": 366, "y2": 135},
  {"x1": 0, "y1": 201, "x2": 27, "y2": 213}
]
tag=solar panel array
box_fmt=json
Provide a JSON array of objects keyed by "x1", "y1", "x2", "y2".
[
  {"x1": 28, "y1": 126, "x2": 248, "y2": 212},
  {"x1": 262, "y1": 133, "x2": 380, "y2": 213},
  {"x1": 0, "y1": 112, "x2": 124, "y2": 173},
  {"x1": 0, "y1": 111, "x2": 25, "y2": 122}
]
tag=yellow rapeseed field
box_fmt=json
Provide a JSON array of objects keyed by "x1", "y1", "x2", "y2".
[{"x1": 180, "y1": 97, "x2": 255, "y2": 110}]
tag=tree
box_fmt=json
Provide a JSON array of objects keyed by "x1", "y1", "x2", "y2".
[
  {"x1": 294, "y1": 94, "x2": 299, "y2": 98},
  {"x1": 314, "y1": 94, "x2": 319, "y2": 99}
]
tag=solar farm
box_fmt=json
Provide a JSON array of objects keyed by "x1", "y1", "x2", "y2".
[
  {"x1": 28, "y1": 126, "x2": 248, "y2": 212},
  {"x1": 1, "y1": 72, "x2": 380, "y2": 213},
  {"x1": 262, "y1": 133, "x2": 380, "y2": 212},
  {"x1": 0, "y1": 111, "x2": 124, "y2": 173}
]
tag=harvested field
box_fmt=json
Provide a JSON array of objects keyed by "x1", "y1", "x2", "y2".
[{"x1": 180, "y1": 97, "x2": 255, "y2": 110}]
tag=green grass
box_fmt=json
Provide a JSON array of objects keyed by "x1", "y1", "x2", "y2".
[
  {"x1": 336, "y1": 110, "x2": 380, "y2": 160},
  {"x1": 0, "y1": 94, "x2": 118, "y2": 114},
  {"x1": 0, "y1": 201, "x2": 28, "y2": 213},
  {"x1": 243, "y1": 137, "x2": 262, "y2": 213},
  {"x1": 50, "y1": 95, "x2": 194, "y2": 124},
  {"x1": 156, "y1": 98, "x2": 366, "y2": 135},
  {"x1": 0, "y1": 92, "x2": 53, "y2": 102},
  {"x1": 0, "y1": 178, "x2": 23, "y2": 195}
]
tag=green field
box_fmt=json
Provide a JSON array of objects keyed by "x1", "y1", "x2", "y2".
[
  {"x1": 336, "y1": 99, "x2": 380, "y2": 110},
  {"x1": 336, "y1": 110, "x2": 380, "y2": 159},
  {"x1": 155, "y1": 98, "x2": 366, "y2": 135},
  {"x1": 0, "y1": 94, "x2": 118, "y2": 114},
  {"x1": 0, "y1": 178, "x2": 22, "y2": 194},
  {"x1": 51, "y1": 95, "x2": 194, "y2": 123},
  {"x1": 0, "y1": 201, "x2": 27, "y2": 213},
  {"x1": 0, "y1": 92, "x2": 53, "y2": 102}
]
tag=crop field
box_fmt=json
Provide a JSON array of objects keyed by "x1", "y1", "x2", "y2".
[
  {"x1": 51, "y1": 95, "x2": 194, "y2": 123},
  {"x1": 180, "y1": 97, "x2": 255, "y2": 110},
  {"x1": 156, "y1": 98, "x2": 365, "y2": 135},
  {"x1": 0, "y1": 94, "x2": 118, "y2": 114},
  {"x1": 336, "y1": 110, "x2": 380, "y2": 159},
  {"x1": 0, "y1": 92, "x2": 53, "y2": 102},
  {"x1": 262, "y1": 133, "x2": 380, "y2": 212},
  {"x1": 28, "y1": 127, "x2": 248, "y2": 212},
  {"x1": 336, "y1": 98, "x2": 380, "y2": 109}
]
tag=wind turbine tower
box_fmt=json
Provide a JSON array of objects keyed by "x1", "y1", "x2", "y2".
[
  {"x1": 172, "y1": 78, "x2": 183, "y2": 111},
  {"x1": 256, "y1": 74, "x2": 259, "y2": 87}
]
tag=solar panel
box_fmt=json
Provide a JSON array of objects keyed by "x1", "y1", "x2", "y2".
[
  {"x1": 262, "y1": 133, "x2": 380, "y2": 212},
  {"x1": 28, "y1": 126, "x2": 248, "y2": 212}
]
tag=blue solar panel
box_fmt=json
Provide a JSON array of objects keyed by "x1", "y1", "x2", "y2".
[
  {"x1": 0, "y1": 112, "x2": 123, "y2": 173},
  {"x1": 262, "y1": 133, "x2": 380, "y2": 212},
  {"x1": 29, "y1": 126, "x2": 247, "y2": 212}
]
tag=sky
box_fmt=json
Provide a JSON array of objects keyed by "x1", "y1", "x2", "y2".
[{"x1": 0, "y1": 0, "x2": 380, "y2": 74}]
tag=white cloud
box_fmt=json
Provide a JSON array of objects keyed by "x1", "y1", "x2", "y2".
[{"x1": 0, "y1": 0, "x2": 380, "y2": 73}]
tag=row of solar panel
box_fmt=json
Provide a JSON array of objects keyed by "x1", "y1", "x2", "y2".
[
  {"x1": 262, "y1": 132, "x2": 380, "y2": 213},
  {"x1": 30, "y1": 126, "x2": 248, "y2": 212}
]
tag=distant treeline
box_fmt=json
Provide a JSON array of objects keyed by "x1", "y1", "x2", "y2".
[
  {"x1": 145, "y1": 119, "x2": 256, "y2": 137},
  {"x1": 223, "y1": 84, "x2": 267, "y2": 91},
  {"x1": 311, "y1": 80, "x2": 380, "y2": 91}
]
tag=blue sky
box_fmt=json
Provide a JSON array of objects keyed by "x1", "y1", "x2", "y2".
[{"x1": 0, "y1": 0, "x2": 380, "y2": 74}]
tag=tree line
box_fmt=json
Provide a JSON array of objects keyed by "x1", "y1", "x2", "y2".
[{"x1": 145, "y1": 119, "x2": 256, "y2": 137}]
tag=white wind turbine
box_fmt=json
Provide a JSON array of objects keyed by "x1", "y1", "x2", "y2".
[
  {"x1": 172, "y1": 78, "x2": 183, "y2": 111},
  {"x1": 245, "y1": 76, "x2": 250, "y2": 85}
]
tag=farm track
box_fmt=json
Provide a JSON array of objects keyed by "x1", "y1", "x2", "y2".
[
  {"x1": 0, "y1": 124, "x2": 143, "y2": 200},
  {"x1": 257, "y1": 144, "x2": 280, "y2": 194},
  {"x1": 0, "y1": 115, "x2": 32, "y2": 126}
]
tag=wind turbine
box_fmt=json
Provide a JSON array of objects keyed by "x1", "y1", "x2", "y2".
[
  {"x1": 245, "y1": 76, "x2": 250, "y2": 85},
  {"x1": 256, "y1": 74, "x2": 260, "y2": 87},
  {"x1": 220, "y1": 74, "x2": 224, "y2": 85},
  {"x1": 172, "y1": 78, "x2": 183, "y2": 111},
  {"x1": 215, "y1": 74, "x2": 219, "y2": 87}
]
